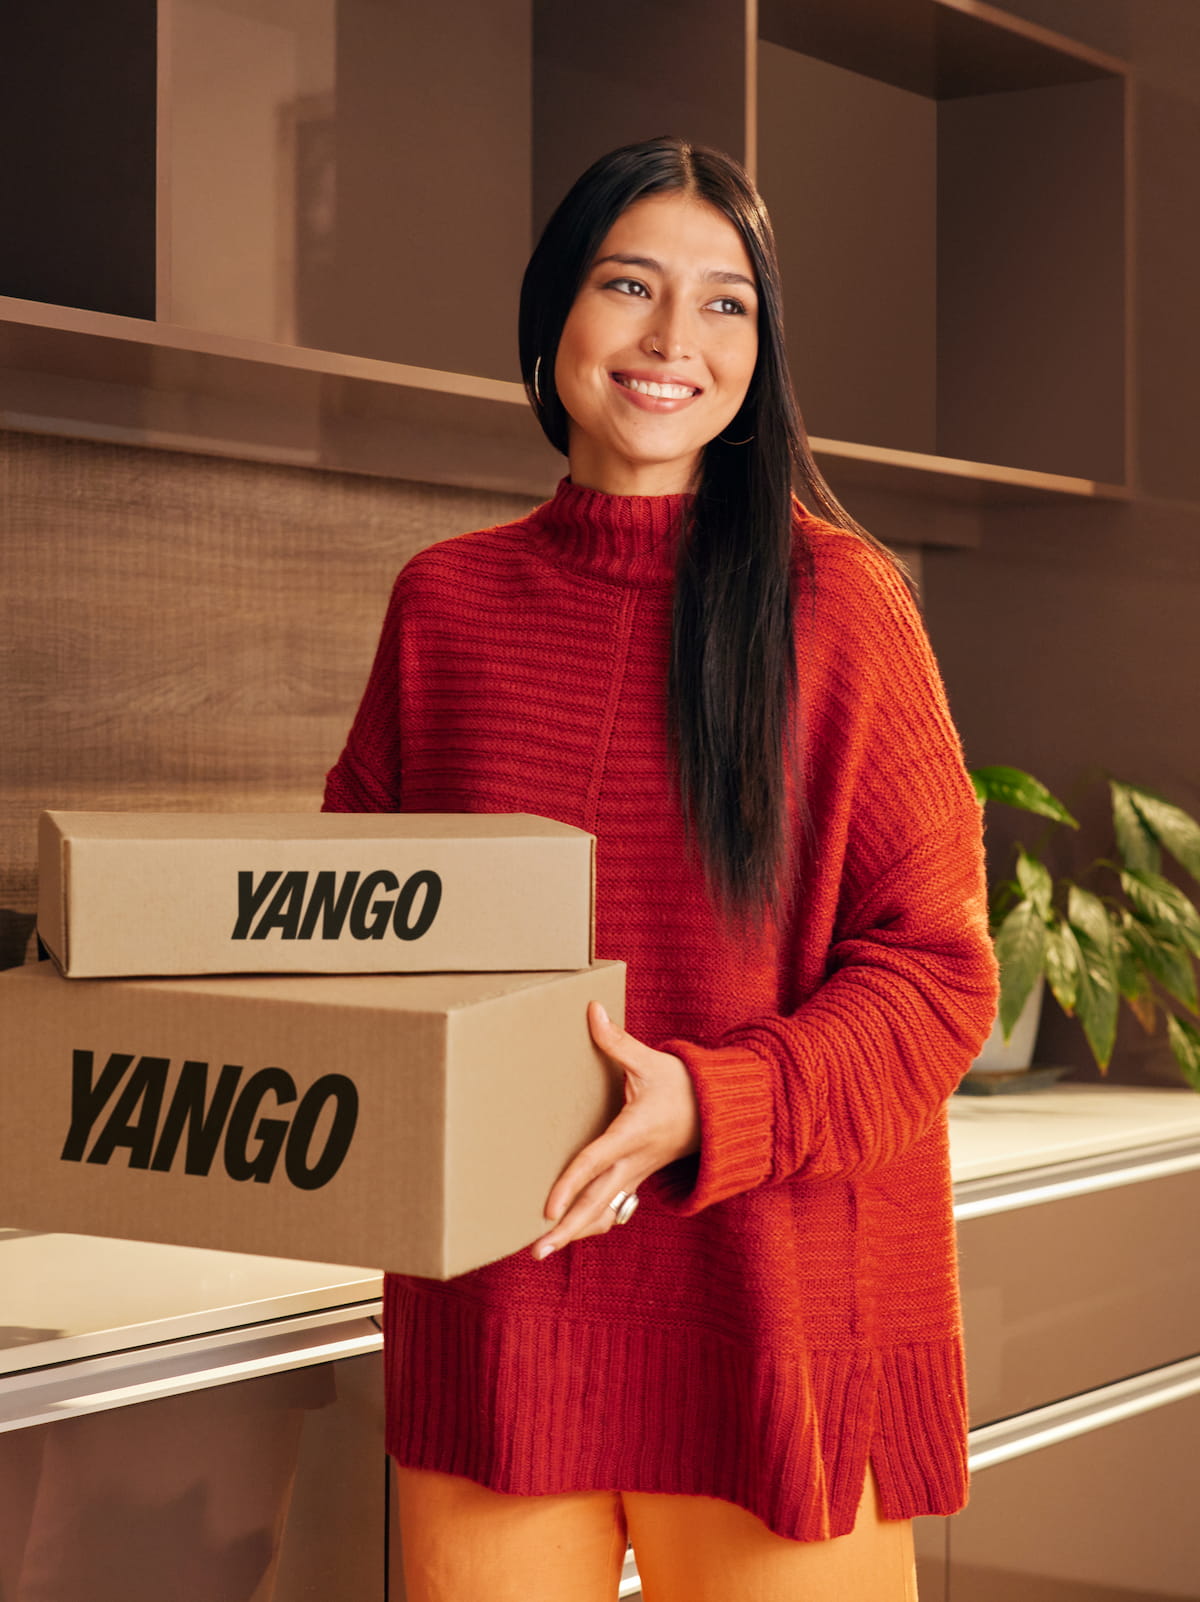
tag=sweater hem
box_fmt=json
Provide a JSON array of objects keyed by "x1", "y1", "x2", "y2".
[{"x1": 382, "y1": 1280, "x2": 969, "y2": 1543}]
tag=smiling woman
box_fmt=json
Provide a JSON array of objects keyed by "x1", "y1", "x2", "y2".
[{"x1": 324, "y1": 134, "x2": 998, "y2": 1601}]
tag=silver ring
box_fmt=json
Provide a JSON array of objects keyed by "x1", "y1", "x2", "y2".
[{"x1": 608, "y1": 1190, "x2": 639, "y2": 1225}]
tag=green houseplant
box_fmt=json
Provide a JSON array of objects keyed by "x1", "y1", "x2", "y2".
[{"x1": 969, "y1": 766, "x2": 1200, "y2": 1090}]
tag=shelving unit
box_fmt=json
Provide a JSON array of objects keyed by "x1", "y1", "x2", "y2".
[
  {"x1": 756, "y1": 0, "x2": 1130, "y2": 487},
  {"x1": 0, "y1": 0, "x2": 1131, "y2": 513},
  {"x1": 0, "y1": 295, "x2": 1129, "y2": 508}
]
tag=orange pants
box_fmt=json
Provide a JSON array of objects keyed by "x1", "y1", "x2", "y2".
[{"x1": 394, "y1": 1461, "x2": 919, "y2": 1602}]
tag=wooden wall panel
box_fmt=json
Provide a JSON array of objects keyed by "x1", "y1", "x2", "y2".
[
  {"x1": 922, "y1": 494, "x2": 1200, "y2": 1088},
  {"x1": 0, "y1": 429, "x2": 538, "y2": 965}
]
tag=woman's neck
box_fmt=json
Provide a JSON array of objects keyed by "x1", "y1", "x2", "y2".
[{"x1": 566, "y1": 442, "x2": 699, "y2": 498}]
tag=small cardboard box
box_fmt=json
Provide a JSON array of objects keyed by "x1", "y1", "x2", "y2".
[
  {"x1": 0, "y1": 959, "x2": 626, "y2": 1278},
  {"x1": 38, "y1": 811, "x2": 594, "y2": 977}
]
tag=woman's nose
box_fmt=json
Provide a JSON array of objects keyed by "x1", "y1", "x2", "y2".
[{"x1": 642, "y1": 302, "x2": 695, "y2": 363}]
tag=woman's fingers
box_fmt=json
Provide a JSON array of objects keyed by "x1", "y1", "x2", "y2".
[
  {"x1": 542, "y1": 1105, "x2": 637, "y2": 1224},
  {"x1": 530, "y1": 1002, "x2": 701, "y2": 1261},
  {"x1": 588, "y1": 1000, "x2": 650, "y2": 1082},
  {"x1": 588, "y1": 998, "x2": 627, "y2": 1055},
  {"x1": 532, "y1": 1160, "x2": 635, "y2": 1259}
]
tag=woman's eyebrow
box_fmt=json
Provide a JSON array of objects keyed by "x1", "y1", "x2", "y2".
[{"x1": 592, "y1": 252, "x2": 757, "y2": 291}]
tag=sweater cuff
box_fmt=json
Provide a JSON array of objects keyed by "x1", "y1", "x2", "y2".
[{"x1": 649, "y1": 1039, "x2": 775, "y2": 1215}]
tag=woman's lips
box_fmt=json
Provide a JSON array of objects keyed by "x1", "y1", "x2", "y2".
[{"x1": 610, "y1": 372, "x2": 702, "y2": 412}]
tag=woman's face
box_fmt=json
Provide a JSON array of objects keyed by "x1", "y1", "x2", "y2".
[{"x1": 554, "y1": 191, "x2": 760, "y2": 496}]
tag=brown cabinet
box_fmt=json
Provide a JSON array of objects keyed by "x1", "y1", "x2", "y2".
[
  {"x1": 957, "y1": 1150, "x2": 1200, "y2": 1425},
  {"x1": 912, "y1": 1141, "x2": 1200, "y2": 1602},
  {"x1": 0, "y1": 1351, "x2": 387, "y2": 1602},
  {"x1": 948, "y1": 1373, "x2": 1200, "y2": 1600},
  {"x1": 1, "y1": 0, "x2": 1130, "y2": 505}
]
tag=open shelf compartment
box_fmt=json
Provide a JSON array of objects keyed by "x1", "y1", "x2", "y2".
[{"x1": 757, "y1": 0, "x2": 1130, "y2": 488}]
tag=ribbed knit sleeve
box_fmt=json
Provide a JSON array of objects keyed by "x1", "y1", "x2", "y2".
[
  {"x1": 322, "y1": 574, "x2": 406, "y2": 814},
  {"x1": 652, "y1": 535, "x2": 999, "y2": 1214}
]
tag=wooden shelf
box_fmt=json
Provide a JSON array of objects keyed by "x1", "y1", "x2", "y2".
[
  {"x1": 0, "y1": 298, "x2": 1129, "y2": 510},
  {"x1": 810, "y1": 436, "x2": 1128, "y2": 507},
  {"x1": 0, "y1": 297, "x2": 561, "y2": 498},
  {"x1": 759, "y1": 0, "x2": 1127, "y2": 101}
]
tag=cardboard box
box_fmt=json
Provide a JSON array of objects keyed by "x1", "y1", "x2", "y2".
[
  {"x1": 38, "y1": 811, "x2": 594, "y2": 977},
  {"x1": 0, "y1": 959, "x2": 626, "y2": 1278}
]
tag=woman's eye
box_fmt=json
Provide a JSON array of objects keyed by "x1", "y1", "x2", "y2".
[
  {"x1": 607, "y1": 277, "x2": 650, "y2": 297},
  {"x1": 709, "y1": 296, "x2": 747, "y2": 316}
]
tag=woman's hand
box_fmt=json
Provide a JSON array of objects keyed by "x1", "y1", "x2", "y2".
[{"x1": 531, "y1": 1002, "x2": 700, "y2": 1260}]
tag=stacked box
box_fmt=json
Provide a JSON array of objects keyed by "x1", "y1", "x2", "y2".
[{"x1": 0, "y1": 812, "x2": 625, "y2": 1277}]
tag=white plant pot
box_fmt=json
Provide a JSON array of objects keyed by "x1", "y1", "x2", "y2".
[{"x1": 969, "y1": 973, "x2": 1045, "y2": 1075}]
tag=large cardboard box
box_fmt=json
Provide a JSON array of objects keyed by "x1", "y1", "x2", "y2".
[
  {"x1": 38, "y1": 811, "x2": 594, "y2": 977},
  {"x1": 0, "y1": 959, "x2": 626, "y2": 1278}
]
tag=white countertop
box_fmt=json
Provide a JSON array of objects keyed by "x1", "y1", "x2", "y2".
[
  {"x1": 3, "y1": 1084, "x2": 1198, "y2": 1377},
  {"x1": 947, "y1": 1082, "x2": 1200, "y2": 1181},
  {"x1": 0, "y1": 1230, "x2": 381, "y2": 1375}
]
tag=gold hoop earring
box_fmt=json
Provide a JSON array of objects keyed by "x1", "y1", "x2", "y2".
[
  {"x1": 532, "y1": 355, "x2": 543, "y2": 407},
  {"x1": 717, "y1": 429, "x2": 755, "y2": 445}
]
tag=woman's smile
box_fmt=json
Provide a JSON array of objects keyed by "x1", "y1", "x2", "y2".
[{"x1": 610, "y1": 369, "x2": 704, "y2": 409}]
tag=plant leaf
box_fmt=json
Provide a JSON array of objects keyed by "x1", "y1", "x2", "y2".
[
  {"x1": 1015, "y1": 851, "x2": 1054, "y2": 918},
  {"x1": 1066, "y1": 887, "x2": 1120, "y2": 1071},
  {"x1": 1113, "y1": 918, "x2": 1157, "y2": 1032},
  {"x1": 1110, "y1": 781, "x2": 1161, "y2": 874},
  {"x1": 1167, "y1": 1014, "x2": 1200, "y2": 1091},
  {"x1": 1122, "y1": 916, "x2": 1200, "y2": 1014},
  {"x1": 993, "y1": 900, "x2": 1047, "y2": 1039},
  {"x1": 1129, "y1": 787, "x2": 1200, "y2": 884},
  {"x1": 1044, "y1": 918, "x2": 1080, "y2": 1015},
  {"x1": 1067, "y1": 885, "x2": 1116, "y2": 952},
  {"x1": 988, "y1": 878, "x2": 1022, "y2": 933},
  {"x1": 969, "y1": 766, "x2": 1079, "y2": 826},
  {"x1": 1119, "y1": 868, "x2": 1200, "y2": 959}
]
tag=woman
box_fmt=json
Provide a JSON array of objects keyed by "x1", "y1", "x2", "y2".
[{"x1": 324, "y1": 135, "x2": 998, "y2": 1601}]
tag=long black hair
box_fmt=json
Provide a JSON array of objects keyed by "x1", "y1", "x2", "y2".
[{"x1": 519, "y1": 135, "x2": 908, "y2": 923}]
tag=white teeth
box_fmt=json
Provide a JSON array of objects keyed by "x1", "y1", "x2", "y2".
[{"x1": 616, "y1": 376, "x2": 698, "y2": 399}]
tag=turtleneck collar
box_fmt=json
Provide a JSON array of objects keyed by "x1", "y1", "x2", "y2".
[{"x1": 528, "y1": 475, "x2": 693, "y2": 586}]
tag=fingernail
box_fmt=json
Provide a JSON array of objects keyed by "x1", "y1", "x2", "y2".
[
  {"x1": 536, "y1": 1243, "x2": 555, "y2": 1260},
  {"x1": 595, "y1": 1003, "x2": 610, "y2": 1027}
]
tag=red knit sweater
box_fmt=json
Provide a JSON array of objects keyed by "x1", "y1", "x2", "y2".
[{"x1": 323, "y1": 475, "x2": 999, "y2": 1543}]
